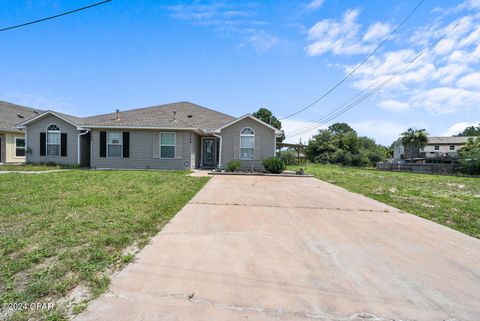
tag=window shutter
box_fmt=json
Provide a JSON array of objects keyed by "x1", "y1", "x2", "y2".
[
  {"x1": 40, "y1": 133, "x2": 46, "y2": 156},
  {"x1": 152, "y1": 132, "x2": 160, "y2": 158},
  {"x1": 61, "y1": 133, "x2": 68, "y2": 157},
  {"x1": 233, "y1": 136, "x2": 240, "y2": 159},
  {"x1": 254, "y1": 135, "x2": 261, "y2": 160},
  {"x1": 123, "y1": 132, "x2": 130, "y2": 158},
  {"x1": 99, "y1": 131, "x2": 106, "y2": 157},
  {"x1": 175, "y1": 132, "x2": 182, "y2": 159}
]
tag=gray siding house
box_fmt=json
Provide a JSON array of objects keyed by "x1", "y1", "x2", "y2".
[{"x1": 17, "y1": 102, "x2": 282, "y2": 170}]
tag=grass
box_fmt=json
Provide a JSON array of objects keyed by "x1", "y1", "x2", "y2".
[
  {"x1": 0, "y1": 163, "x2": 77, "y2": 172},
  {"x1": 290, "y1": 164, "x2": 480, "y2": 239},
  {"x1": 0, "y1": 170, "x2": 209, "y2": 320}
]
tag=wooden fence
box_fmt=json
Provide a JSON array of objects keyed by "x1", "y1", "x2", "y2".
[{"x1": 376, "y1": 163, "x2": 460, "y2": 175}]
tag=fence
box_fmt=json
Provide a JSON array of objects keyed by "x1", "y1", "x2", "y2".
[{"x1": 376, "y1": 163, "x2": 460, "y2": 175}]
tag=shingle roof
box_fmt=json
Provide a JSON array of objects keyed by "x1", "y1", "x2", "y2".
[
  {"x1": 427, "y1": 136, "x2": 476, "y2": 144},
  {"x1": 0, "y1": 101, "x2": 43, "y2": 133},
  {"x1": 80, "y1": 102, "x2": 236, "y2": 132}
]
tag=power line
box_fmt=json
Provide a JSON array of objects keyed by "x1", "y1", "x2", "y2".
[
  {"x1": 0, "y1": 0, "x2": 112, "y2": 33},
  {"x1": 286, "y1": 22, "x2": 461, "y2": 139},
  {"x1": 279, "y1": 0, "x2": 425, "y2": 120}
]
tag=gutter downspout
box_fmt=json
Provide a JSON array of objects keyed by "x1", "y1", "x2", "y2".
[
  {"x1": 78, "y1": 130, "x2": 90, "y2": 165},
  {"x1": 213, "y1": 133, "x2": 222, "y2": 169}
]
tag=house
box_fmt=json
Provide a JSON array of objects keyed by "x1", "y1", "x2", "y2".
[
  {"x1": 0, "y1": 101, "x2": 42, "y2": 164},
  {"x1": 392, "y1": 136, "x2": 475, "y2": 163},
  {"x1": 16, "y1": 102, "x2": 283, "y2": 170}
]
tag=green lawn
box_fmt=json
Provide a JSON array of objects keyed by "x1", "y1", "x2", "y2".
[
  {"x1": 0, "y1": 170, "x2": 209, "y2": 320},
  {"x1": 0, "y1": 164, "x2": 75, "y2": 172},
  {"x1": 290, "y1": 164, "x2": 480, "y2": 239}
]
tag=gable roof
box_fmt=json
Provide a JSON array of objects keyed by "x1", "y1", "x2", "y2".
[
  {"x1": 0, "y1": 101, "x2": 43, "y2": 133},
  {"x1": 16, "y1": 102, "x2": 236, "y2": 133},
  {"x1": 213, "y1": 114, "x2": 283, "y2": 135}
]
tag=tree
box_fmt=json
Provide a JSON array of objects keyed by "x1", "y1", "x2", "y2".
[
  {"x1": 458, "y1": 137, "x2": 480, "y2": 175},
  {"x1": 252, "y1": 107, "x2": 284, "y2": 142},
  {"x1": 306, "y1": 122, "x2": 388, "y2": 166},
  {"x1": 458, "y1": 124, "x2": 480, "y2": 136},
  {"x1": 400, "y1": 128, "x2": 429, "y2": 162}
]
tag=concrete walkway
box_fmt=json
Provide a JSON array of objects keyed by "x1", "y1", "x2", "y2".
[{"x1": 76, "y1": 176, "x2": 480, "y2": 321}]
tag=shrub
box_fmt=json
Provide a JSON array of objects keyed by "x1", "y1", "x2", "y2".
[
  {"x1": 227, "y1": 160, "x2": 241, "y2": 172},
  {"x1": 262, "y1": 157, "x2": 286, "y2": 174},
  {"x1": 280, "y1": 150, "x2": 298, "y2": 165},
  {"x1": 459, "y1": 149, "x2": 480, "y2": 175}
]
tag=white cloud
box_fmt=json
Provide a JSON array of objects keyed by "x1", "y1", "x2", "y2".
[
  {"x1": 350, "y1": 120, "x2": 408, "y2": 145},
  {"x1": 306, "y1": 9, "x2": 376, "y2": 56},
  {"x1": 442, "y1": 121, "x2": 480, "y2": 136},
  {"x1": 282, "y1": 119, "x2": 326, "y2": 144},
  {"x1": 363, "y1": 22, "x2": 392, "y2": 42},
  {"x1": 343, "y1": 7, "x2": 480, "y2": 115},
  {"x1": 166, "y1": 3, "x2": 278, "y2": 52},
  {"x1": 304, "y1": 0, "x2": 325, "y2": 10},
  {"x1": 241, "y1": 30, "x2": 278, "y2": 52},
  {"x1": 456, "y1": 71, "x2": 480, "y2": 89},
  {"x1": 410, "y1": 87, "x2": 480, "y2": 113},
  {"x1": 378, "y1": 100, "x2": 410, "y2": 111},
  {"x1": 305, "y1": 9, "x2": 395, "y2": 56}
]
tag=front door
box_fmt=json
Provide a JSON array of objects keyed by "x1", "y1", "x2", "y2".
[{"x1": 202, "y1": 138, "x2": 217, "y2": 168}]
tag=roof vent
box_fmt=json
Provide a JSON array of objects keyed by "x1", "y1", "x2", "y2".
[
  {"x1": 33, "y1": 111, "x2": 39, "y2": 114},
  {"x1": 187, "y1": 114, "x2": 193, "y2": 118},
  {"x1": 173, "y1": 110, "x2": 177, "y2": 121},
  {"x1": 115, "y1": 109, "x2": 120, "y2": 120},
  {"x1": 16, "y1": 114, "x2": 24, "y2": 118}
]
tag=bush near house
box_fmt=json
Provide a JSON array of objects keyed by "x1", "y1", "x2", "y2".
[
  {"x1": 227, "y1": 160, "x2": 241, "y2": 172},
  {"x1": 263, "y1": 157, "x2": 286, "y2": 174}
]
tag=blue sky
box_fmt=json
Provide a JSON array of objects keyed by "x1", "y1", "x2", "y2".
[{"x1": 1, "y1": 0, "x2": 479, "y2": 145}]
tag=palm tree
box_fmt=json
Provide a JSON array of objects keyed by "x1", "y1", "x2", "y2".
[{"x1": 401, "y1": 128, "x2": 429, "y2": 162}]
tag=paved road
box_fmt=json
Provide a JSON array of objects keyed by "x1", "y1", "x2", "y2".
[{"x1": 76, "y1": 175, "x2": 480, "y2": 321}]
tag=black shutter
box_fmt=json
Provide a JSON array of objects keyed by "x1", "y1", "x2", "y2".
[
  {"x1": 40, "y1": 133, "x2": 46, "y2": 156},
  {"x1": 100, "y1": 131, "x2": 106, "y2": 157},
  {"x1": 61, "y1": 133, "x2": 68, "y2": 157},
  {"x1": 123, "y1": 132, "x2": 130, "y2": 158}
]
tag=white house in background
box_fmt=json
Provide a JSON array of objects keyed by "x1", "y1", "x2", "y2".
[{"x1": 393, "y1": 136, "x2": 475, "y2": 163}]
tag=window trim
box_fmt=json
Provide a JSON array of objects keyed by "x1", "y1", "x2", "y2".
[
  {"x1": 160, "y1": 132, "x2": 176, "y2": 159},
  {"x1": 449, "y1": 145, "x2": 455, "y2": 150},
  {"x1": 14, "y1": 137, "x2": 26, "y2": 158},
  {"x1": 240, "y1": 127, "x2": 255, "y2": 160},
  {"x1": 107, "y1": 131, "x2": 123, "y2": 158},
  {"x1": 46, "y1": 124, "x2": 61, "y2": 156},
  {"x1": 434, "y1": 145, "x2": 440, "y2": 151}
]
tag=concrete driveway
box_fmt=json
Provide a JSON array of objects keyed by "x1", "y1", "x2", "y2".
[{"x1": 76, "y1": 175, "x2": 480, "y2": 321}]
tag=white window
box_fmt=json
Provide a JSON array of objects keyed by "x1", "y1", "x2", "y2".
[
  {"x1": 160, "y1": 132, "x2": 175, "y2": 158},
  {"x1": 15, "y1": 137, "x2": 26, "y2": 157},
  {"x1": 108, "y1": 131, "x2": 123, "y2": 157},
  {"x1": 449, "y1": 145, "x2": 455, "y2": 150},
  {"x1": 47, "y1": 124, "x2": 60, "y2": 156},
  {"x1": 240, "y1": 127, "x2": 254, "y2": 160},
  {"x1": 434, "y1": 145, "x2": 440, "y2": 150}
]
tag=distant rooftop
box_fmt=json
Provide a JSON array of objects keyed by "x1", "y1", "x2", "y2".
[{"x1": 427, "y1": 136, "x2": 475, "y2": 145}]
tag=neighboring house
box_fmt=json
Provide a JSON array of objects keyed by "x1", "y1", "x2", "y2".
[
  {"x1": 16, "y1": 102, "x2": 282, "y2": 170},
  {"x1": 392, "y1": 136, "x2": 475, "y2": 163},
  {"x1": 0, "y1": 101, "x2": 42, "y2": 164}
]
